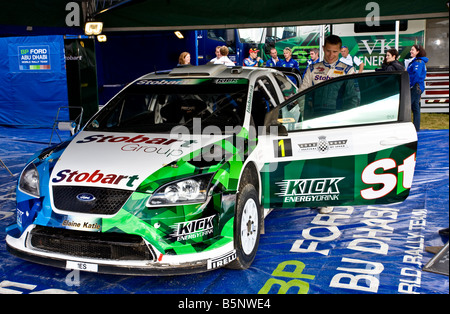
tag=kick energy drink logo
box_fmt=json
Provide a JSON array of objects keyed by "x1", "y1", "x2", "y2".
[
  {"x1": 171, "y1": 215, "x2": 215, "y2": 241},
  {"x1": 276, "y1": 177, "x2": 345, "y2": 203}
]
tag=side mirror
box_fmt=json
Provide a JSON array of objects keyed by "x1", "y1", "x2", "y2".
[{"x1": 58, "y1": 121, "x2": 77, "y2": 135}]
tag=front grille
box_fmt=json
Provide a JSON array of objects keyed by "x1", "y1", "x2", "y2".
[
  {"x1": 52, "y1": 186, "x2": 132, "y2": 215},
  {"x1": 30, "y1": 226, "x2": 155, "y2": 261}
]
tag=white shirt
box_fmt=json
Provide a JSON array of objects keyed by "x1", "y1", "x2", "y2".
[
  {"x1": 214, "y1": 56, "x2": 235, "y2": 66},
  {"x1": 339, "y1": 54, "x2": 362, "y2": 67},
  {"x1": 404, "y1": 58, "x2": 414, "y2": 69}
]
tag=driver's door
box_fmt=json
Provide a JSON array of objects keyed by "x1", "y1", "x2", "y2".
[{"x1": 259, "y1": 71, "x2": 417, "y2": 209}]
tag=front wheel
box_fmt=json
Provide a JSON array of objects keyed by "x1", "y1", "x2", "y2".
[{"x1": 226, "y1": 184, "x2": 261, "y2": 269}]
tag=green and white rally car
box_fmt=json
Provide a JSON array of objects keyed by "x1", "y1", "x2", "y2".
[{"x1": 6, "y1": 64, "x2": 417, "y2": 275}]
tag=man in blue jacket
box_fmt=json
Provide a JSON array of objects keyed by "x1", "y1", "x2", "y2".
[
  {"x1": 406, "y1": 44, "x2": 428, "y2": 132},
  {"x1": 266, "y1": 47, "x2": 281, "y2": 67},
  {"x1": 279, "y1": 47, "x2": 299, "y2": 71},
  {"x1": 279, "y1": 47, "x2": 300, "y2": 85}
]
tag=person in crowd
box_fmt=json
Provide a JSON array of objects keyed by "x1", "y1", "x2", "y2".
[
  {"x1": 377, "y1": 48, "x2": 405, "y2": 71},
  {"x1": 300, "y1": 35, "x2": 354, "y2": 92},
  {"x1": 278, "y1": 47, "x2": 300, "y2": 85},
  {"x1": 339, "y1": 46, "x2": 364, "y2": 73},
  {"x1": 243, "y1": 48, "x2": 263, "y2": 67},
  {"x1": 279, "y1": 47, "x2": 299, "y2": 71},
  {"x1": 303, "y1": 48, "x2": 320, "y2": 77},
  {"x1": 178, "y1": 52, "x2": 191, "y2": 66},
  {"x1": 406, "y1": 44, "x2": 428, "y2": 132},
  {"x1": 210, "y1": 46, "x2": 222, "y2": 63},
  {"x1": 213, "y1": 46, "x2": 235, "y2": 66},
  {"x1": 266, "y1": 47, "x2": 281, "y2": 67}
]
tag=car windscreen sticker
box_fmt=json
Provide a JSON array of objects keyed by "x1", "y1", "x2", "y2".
[
  {"x1": 135, "y1": 78, "x2": 248, "y2": 86},
  {"x1": 214, "y1": 78, "x2": 248, "y2": 84}
]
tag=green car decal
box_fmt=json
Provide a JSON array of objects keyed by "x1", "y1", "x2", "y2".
[
  {"x1": 262, "y1": 142, "x2": 417, "y2": 208},
  {"x1": 98, "y1": 132, "x2": 248, "y2": 256}
]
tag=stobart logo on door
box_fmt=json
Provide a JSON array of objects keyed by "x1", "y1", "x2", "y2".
[{"x1": 276, "y1": 177, "x2": 345, "y2": 203}]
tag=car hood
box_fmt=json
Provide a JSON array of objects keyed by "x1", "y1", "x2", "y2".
[{"x1": 49, "y1": 131, "x2": 229, "y2": 191}]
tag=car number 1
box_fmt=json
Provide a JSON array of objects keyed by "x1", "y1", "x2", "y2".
[{"x1": 274, "y1": 139, "x2": 292, "y2": 158}]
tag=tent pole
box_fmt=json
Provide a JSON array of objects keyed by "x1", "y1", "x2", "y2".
[
  {"x1": 395, "y1": 20, "x2": 400, "y2": 51},
  {"x1": 319, "y1": 25, "x2": 325, "y2": 61}
]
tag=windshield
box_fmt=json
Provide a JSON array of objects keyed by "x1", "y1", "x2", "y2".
[{"x1": 85, "y1": 78, "x2": 249, "y2": 134}]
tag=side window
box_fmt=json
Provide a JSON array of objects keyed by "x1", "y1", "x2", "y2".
[
  {"x1": 278, "y1": 74, "x2": 401, "y2": 131},
  {"x1": 207, "y1": 29, "x2": 235, "y2": 53},
  {"x1": 207, "y1": 29, "x2": 227, "y2": 42},
  {"x1": 274, "y1": 73, "x2": 298, "y2": 101}
]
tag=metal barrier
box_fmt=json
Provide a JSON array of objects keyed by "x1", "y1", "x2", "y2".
[
  {"x1": 49, "y1": 106, "x2": 84, "y2": 146},
  {"x1": 421, "y1": 68, "x2": 449, "y2": 113}
]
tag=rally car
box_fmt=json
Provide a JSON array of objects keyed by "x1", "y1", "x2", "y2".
[{"x1": 6, "y1": 64, "x2": 417, "y2": 275}]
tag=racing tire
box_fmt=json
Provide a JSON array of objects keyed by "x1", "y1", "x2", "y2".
[{"x1": 226, "y1": 184, "x2": 262, "y2": 270}]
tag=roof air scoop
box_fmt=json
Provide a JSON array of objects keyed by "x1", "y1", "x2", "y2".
[{"x1": 169, "y1": 64, "x2": 227, "y2": 77}]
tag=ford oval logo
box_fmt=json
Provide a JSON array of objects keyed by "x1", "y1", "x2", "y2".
[{"x1": 76, "y1": 193, "x2": 96, "y2": 202}]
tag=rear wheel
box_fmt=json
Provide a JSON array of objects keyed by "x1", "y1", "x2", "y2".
[{"x1": 226, "y1": 184, "x2": 261, "y2": 269}]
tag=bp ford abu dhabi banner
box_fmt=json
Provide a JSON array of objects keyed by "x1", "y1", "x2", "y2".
[
  {"x1": 7, "y1": 37, "x2": 64, "y2": 73},
  {"x1": 17, "y1": 45, "x2": 51, "y2": 70}
]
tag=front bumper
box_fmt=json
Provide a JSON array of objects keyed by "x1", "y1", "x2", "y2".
[{"x1": 6, "y1": 224, "x2": 236, "y2": 276}]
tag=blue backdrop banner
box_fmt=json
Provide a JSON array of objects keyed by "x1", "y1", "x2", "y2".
[{"x1": 0, "y1": 35, "x2": 68, "y2": 128}]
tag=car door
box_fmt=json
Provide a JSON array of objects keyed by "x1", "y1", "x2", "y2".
[{"x1": 257, "y1": 71, "x2": 417, "y2": 209}]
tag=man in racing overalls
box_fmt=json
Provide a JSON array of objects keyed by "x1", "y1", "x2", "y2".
[
  {"x1": 299, "y1": 35, "x2": 354, "y2": 92},
  {"x1": 299, "y1": 35, "x2": 355, "y2": 215},
  {"x1": 243, "y1": 48, "x2": 264, "y2": 67}
]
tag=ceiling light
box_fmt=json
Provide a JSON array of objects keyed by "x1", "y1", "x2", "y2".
[
  {"x1": 97, "y1": 35, "x2": 107, "y2": 42},
  {"x1": 85, "y1": 21, "x2": 103, "y2": 36},
  {"x1": 174, "y1": 31, "x2": 184, "y2": 39}
]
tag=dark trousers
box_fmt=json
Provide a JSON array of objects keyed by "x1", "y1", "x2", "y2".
[{"x1": 410, "y1": 84, "x2": 422, "y2": 132}]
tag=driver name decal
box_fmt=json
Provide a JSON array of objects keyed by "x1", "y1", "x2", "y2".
[{"x1": 276, "y1": 177, "x2": 345, "y2": 203}]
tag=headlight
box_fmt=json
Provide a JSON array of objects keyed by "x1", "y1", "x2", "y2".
[
  {"x1": 19, "y1": 163, "x2": 40, "y2": 197},
  {"x1": 148, "y1": 174, "x2": 213, "y2": 206}
]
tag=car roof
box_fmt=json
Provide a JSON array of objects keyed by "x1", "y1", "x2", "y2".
[{"x1": 138, "y1": 64, "x2": 277, "y2": 81}]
